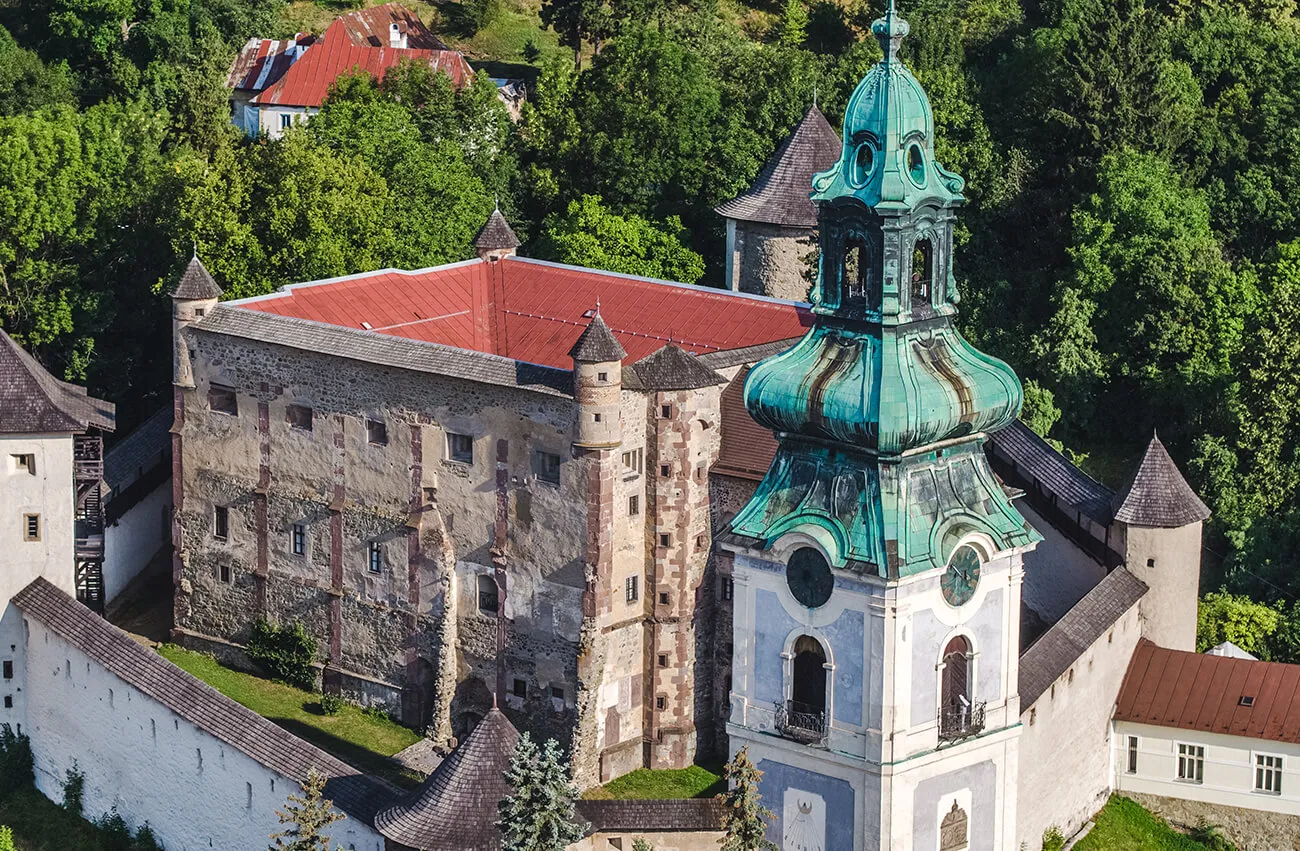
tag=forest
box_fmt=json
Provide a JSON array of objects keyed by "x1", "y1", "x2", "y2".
[{"x1": 0, "y1": 0, "x2": 1297, "y2": 654}]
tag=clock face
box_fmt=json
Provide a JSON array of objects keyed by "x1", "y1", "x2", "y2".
[
  {"x1": 941, "y1": 545, "x2": 982, "y2": 607},
  {"x1": 786, "y1": 547, "x2": 834, "y2": 608}
]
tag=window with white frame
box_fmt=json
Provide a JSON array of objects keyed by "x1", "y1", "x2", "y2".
[
  {"x1": 1256, "y1": 754, "x2": 1283, "y2": 795},
  {"x1": 1126, "y1": 735, "x2": 1138, "y2": 774},
  {"x1": 625, "y1": 575, "x2": 639, "y2": 603},
  {"x1": 1177, "y1": 743, "x2": 1204, "y2": 783},
  {"x1": 291, "y1": 523, "x2": 306, "y2": 556},
  {"x1": 367, "y1": 541, "x2": 382, "y2": 573}
]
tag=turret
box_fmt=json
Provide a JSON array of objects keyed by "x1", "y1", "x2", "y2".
[
  {"x1": 170, "y1": 254, "x2": 222, "y2": 388},
  {"x1": 474, "y1": 208, "x2": 520, "y2": 262},
  {"x1": 568, "y1": 310, "x2": 625, "y2": 449},
  {"x1": 1110, "y1": 433, "x2": 1210, "y2": 651}
]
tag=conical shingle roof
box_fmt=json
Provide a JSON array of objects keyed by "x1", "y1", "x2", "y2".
[
  {"x1": 475, "y1": 209, "x2": 521, "y2": 251},
  {"x1": 629, "y1": 344, "x2": 725, "y2": 391},
  {"x1": 0, "y1": 330, "x2": 115, "y2": 434},
  {"x1": 1111, "y1": 434, "x2": 1211, "y2": 528},
  {"x1": 568, "y1": 311, "x2": 626, "y2": 363},
  {"x1": 715, "y1": 105, "x2": 841, "y2": 228},
  {"x1": 171, "y1": 255, "x2": 223, "y2": 300},
  {"x1": 374, "y1": 708, "x2": 519, "y2": 851}
]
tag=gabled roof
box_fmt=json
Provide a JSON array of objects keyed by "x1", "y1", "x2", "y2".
[
  {"x1": 231, "y1": 257, "x2": 812, "y2": 371},
  {"x1": 251, "y1": 18, "x2": 473, "y2": 108},
  {"x1": 475, "y1": 209, "x2": 521, "y2": 251},
  {"x1": 12, "y1": 578, "x2": 395, "y2": 823},
  {"x1": 337, "y1": 3, "x2": 447, "y2": 49},
  {"x1": 1116, "y1": 639, "x2": 1300, "y2": 745},
  {"x1": 715, "y1": 105, "x2": 841, "y2": 228},
  {"x1": 568, "y1": 312, "x2": 626, "y2": 362},
  {"x1": 1111, "y1": 434, "x2": 1210, "y2": 528},
  {"x1": 171, "y1": 255, "x2": 223, "y2": 300},
  {"x1": 1019, "y1": 567, "x2": 1147, "y2": 707},
  {"x1": 227, "y1": 33, "x2": 315, "y2": 92},
  {"x1": 0, "y1": 330, "x2": 115, "y2": 434},
  {"x1": 374, "y1": 707, "x2": 519, "y2": 850},
  {"x1": 629, "y1": 344, "x2": 726, "y2": 390},
  {"x1": 986, "y1": 420, "x2": 1114, "y2": 525}
]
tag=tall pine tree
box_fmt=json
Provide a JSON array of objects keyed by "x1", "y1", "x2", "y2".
[
  {"x1": 718, "y1": 747, "x2": 777, "y2": 851},
  {"x1": 269, "y1": 769, "x2": 344, "y2": 851},
  {"x1": 497, "y1": 733, "x2": 586, "y2": 851}
]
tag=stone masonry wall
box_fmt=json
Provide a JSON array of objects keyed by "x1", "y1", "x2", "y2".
[
  {"x1": 1126, "y1": 792, "x2": 1300, "y2": 851},
  {"x1": 734, "y1": 220, "x2": 816, "y2": 301}
]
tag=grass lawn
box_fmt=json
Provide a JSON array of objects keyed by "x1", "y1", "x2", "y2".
[
  {"x1": 583, "y1": 764, "x2": 725, "y2": 800},
  {"x1": 1072, "y1": 795, "x2": 1219, "y2": 851},
  {"x1": 157, "y1": 645, "x2": 422, "y2": 788},
  {"x1": 0, "y1": 788, "x2": 119, "y2": 851}
]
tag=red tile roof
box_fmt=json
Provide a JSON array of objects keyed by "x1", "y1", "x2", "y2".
[
  {"x1": 716, "y1": 366, "x2": 780, "y2": 480},
  {"x1": 1115, "y1": 639, "x2": 1300, "y2": 744},
  {"x1": 227, "y1": 34, "x2": 315, "y2": 91},
  {"x1": 251, "y1": 18, "x2": 473, "y2": 107},
  {"x1": 337, "y1": 2, "x2": 447, "y2": 49},
  {"x1": 235, "y1": 257, "x2": 812, "y2": 370}
]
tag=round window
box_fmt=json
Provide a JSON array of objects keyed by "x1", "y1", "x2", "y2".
[
  {"x1": 786, "y1": 547, "x2": 834, "y2": 608},
  {"x1": 852, "y1": 143, "x2": 875, "y2": 187},
  {"x1": 907, "y1": 143, "x2": 926, "y2": 187}
]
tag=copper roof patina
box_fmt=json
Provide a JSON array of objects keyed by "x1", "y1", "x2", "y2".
[{"x1": 715, "y1": 105, "x2": 841, "y2": 228}]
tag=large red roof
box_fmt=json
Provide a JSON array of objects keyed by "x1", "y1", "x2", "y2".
[
  {"x1": 1115, "y1": 639, "x2": 1300, "y2": 744},
  {"x1": 234, "y1": 257, "x2": 812, "y2": 370},
  {"x1": 251, "y1": 18, "x2": 473, "y2": 107},
  {"x1": 227, "y1": 34, "x2": 315, "y2": 92}
]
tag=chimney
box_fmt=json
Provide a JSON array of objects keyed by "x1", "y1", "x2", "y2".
[{"x1": 389, "y1": 21, "x2": 407, "y2": 49}]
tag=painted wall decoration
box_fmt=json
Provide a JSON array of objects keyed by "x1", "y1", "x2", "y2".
[{"x1": 782, "y1": 788, "x2": 826, "y2": 851}]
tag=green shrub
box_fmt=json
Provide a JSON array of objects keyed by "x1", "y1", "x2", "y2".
[
  {"x1": 522, "y1": 37, "x2": 542, "y2": 63},
  {"x1": 61, "y1": 762, "x2": 85, "y2": 816},
  {"x1": 247, "y1": 618, "x2": 318, "y2": 691},
  {"x1": 364, "y1": 704, "x2": 392, "y2": 722},
  {"x1": 0, "y1": 726, "x2": 33, "y2": 802},
  {"x1": 1041, "y1": 825, "x2": 1065, "y2": 851},
  {"x1": 0, "y1": 825, "x2": 14, "y2": 851},
  {"x1": 320, "y1": 693, "x2": 344, "y2": 715},
  {"x1": 1189, "y1": 819, "x2": 1235, "y2": 851}
]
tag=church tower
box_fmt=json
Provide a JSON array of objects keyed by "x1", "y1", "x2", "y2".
[{"x1": 721, "y1": 5, "x2": 1040, "y2": 849}]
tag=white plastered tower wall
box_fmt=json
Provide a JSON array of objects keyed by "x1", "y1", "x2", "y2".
[{"x1": 1114, "y1": 520, "x2": 1203, "y2": 652}]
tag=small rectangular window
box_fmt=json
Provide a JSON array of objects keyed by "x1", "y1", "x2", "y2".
[
  {"x1": 658, "y1": 592, "x2": 670, "y2": 605},
  {"x1": 448, "y1": 432, "x2": 473, "y2": 464},
  {"x1": 532, "y1": 450, "x2": 561, "y2": 486},
  {"x1": 1126, "y1": 736, "x2": 1138, "y2": 774},
  {"x1": 550, "y1": 685, "x2": 564, "y2": 700},
  {"x1": 628, "y1": 495, "x2": 640, "y2": 516},
  {"x1": 367, "y1": 542, "x2": 383, "y2": 573},
  {"x1": 194, "y1": 308, "x2": 205, "y2": 318},
  {"x1": 512, "y1": 678, "x2": 527, "y2": 698},
  {"x1": 477, "y1": 574, "x2": 499, "y2": 614},
  {"x1": 659, "y1": 533, "x2": 670, "y2": 547},
  {"x1": 214, "y1": 506, "x2": 229, "y2": 540},
  {"x1": 2, "y1": 696, "x2": 10, "y2": 709},
  {"x1": 621, "y1": 449, "x2": 643, "y2": 475},
  {"x1": 209, "y1": 385, "x2": 238, "y2": 416},
  {"x1": 11, "y1": 454, "x2": 35, "y2": 475},
  {"x1": 721, "y1": 577, "x2": 734, "y2": 601},
  {"x1": 656, "y1": 695, "x2": 666, "y2": 710},
  {"x1": 366, "y1": 419, "x2": 388, "y2": 446},
  {"x1": 597, "y1": 371, "x2": 608, "y2": 382},
  {"x1": 660, "y1": 405, "x2": 671, "y2": 418},
  {"x1": 660, "y1": 464, "x2": 670, "y2": 477},
  {"x1": 280, "y1": 113, "x2": 293, "y2": 129},
  {"x1": 22, "y1": 514, "x2": 39, "y2": 542},
  {"x1": 593, "y1": 413, "x2": 602, "y2": 423},
  {"x1": 1177, "y1": 743, "x2": 1204, "y2": 783},
  {"x1": 3, "y1": 661, "x2": 12, "y2": 680},
  {"x1": 423, "y1": 487, "x2": 437, "y2": 503},
  {"x1": 219, "y1": 564, "x2": 231, "y2": 584},
  {"x1": 286, "y1": 404, "x2": 313, "y2": 431},
  {"x1": 1256, "y1": 754, "x2": 1283, "y2": 795},
  {"x1": 657, "y1": 654, "x2": 667, "y2": 668},
  {"x1": 626, "y1": 575, "x2": 639, "y2": 602},
  {"x1": 292, "y1": 524, "x2": 306, "y2": 556}
]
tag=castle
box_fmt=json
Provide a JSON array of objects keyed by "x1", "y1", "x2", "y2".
[{"x1": 2, "y1": 5, "x2": 1299, "y2": 849}]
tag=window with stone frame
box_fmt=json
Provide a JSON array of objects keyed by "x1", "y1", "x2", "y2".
[
  {"x1": 366, "y1": 418, "x2": 388, "y2": 446},
  {"x1": 477, "y1": 574, "x2": 499, "y2": 614},
  {"x1": 621, "y1": 448, "x2": 643, "y2": 475},
  {"x1": 367, "y1": 541, "x2": 383, "y2": 573},
  {"x1": 22, "y1": 514, "x2": 39, "y2": 542},
  {"x1": 531, "y1": 450, "x2": 561, "y2": 486},
  {"x1": 286, "y1": 404, "x2": 313, "y2": 431},
  {"x1": 291, "y1": 523, "x2": 306, "y2": 556},
  {"x1": 209, "y1": 385, "x2": 238, "y2": 416},
  {"x1": 213, "y1": 506, "x2": 229, "y2": 540},
  {"x1": 625, "y1": 575, "x2": 639, "y2": 602},
  {"x1": 447, "y1": 432, "x2": 473, "y2": 464},
  {"x1": 628, "y1": 495, "x2": 640, "y2": 516}
]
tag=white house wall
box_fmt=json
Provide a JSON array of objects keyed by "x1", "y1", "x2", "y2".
[
  {"x1": 104, "y1": 479, "x2": 171, "y2": 605},
  {"x1": 22, "y1": 620, "x2": 384, "y2": 851},
  {"x1": 1, "y1": 434, "x2": 76, "y2": 603}
]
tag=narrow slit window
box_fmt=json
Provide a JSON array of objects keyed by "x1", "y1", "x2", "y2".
[
  {"x1": 367, "y1": 542, "x2": 383, "y2": 573},
  {"x1": 625, "y1": 575, "x2": 639, "y2": 602},
  {"x1": 213, "y1": 506, "x2": 229, "y2": 540},
  {"x1": 1126, "y1": 736, "x2": 1138, "y2": 774},
  {"x1": 721, "y1": 577, "x2": 734, "y2": 601},
  {"x1": 911, "y1": 237, "x2": 933, "y2": 305},
  {"x1": 291, "y1": 523, "x2": 306, "y2": 556}
]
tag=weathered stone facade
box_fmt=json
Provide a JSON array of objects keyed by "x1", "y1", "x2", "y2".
[
  {"x1": 725, "y1": 219, "x2": 816, "y2": 301},
  {"x1": 171, "y1": 300, "x2": 750, "y2": 783}
]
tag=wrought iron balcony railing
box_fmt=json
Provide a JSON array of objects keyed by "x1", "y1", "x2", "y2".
[
  {"x1": 774, "y1": 700, "x2": 827, "y2": 745},
  {"x1": 938, "y1": 700, "x2": 986, "y2": 743}
]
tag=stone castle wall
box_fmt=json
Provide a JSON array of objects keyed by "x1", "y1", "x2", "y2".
[{"x1": 731, "y1": 220, "x2": 816, "y2": 301}]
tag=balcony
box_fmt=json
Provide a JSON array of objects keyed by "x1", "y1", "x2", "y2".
[
  {"x1": 774, "y1": 700, "x2": 826, "y2": 745},
  {"x1": 938, "y1": 700, "x2": 986, "y2": 743}
]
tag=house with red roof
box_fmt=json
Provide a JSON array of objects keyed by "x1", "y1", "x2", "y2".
[{"x1": 226, "y1": 3, "x2": 472, "y2": 138}]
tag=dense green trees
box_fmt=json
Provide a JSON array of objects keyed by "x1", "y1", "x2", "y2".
[{"x1": 538, "y1": 195, "x2": 705, "y2": 282}]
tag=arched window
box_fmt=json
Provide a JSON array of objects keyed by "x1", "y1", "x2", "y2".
[
  {"x1": 939, "y1": 635, "x2": 981, "y2": 741},
  {"x1": 792, "y1": 635, "x2": 827, "y2": 714},
  {"x1": 842, "y1": 235, "x2": 870, "y2": 306},
  {"x1": 912, "y1": 237, "x2": 933, "y2": 307}
]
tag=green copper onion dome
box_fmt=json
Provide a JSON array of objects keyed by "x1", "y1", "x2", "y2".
[{"x1": 728, "y1": 1, "x2": 1039, "y2": 578}]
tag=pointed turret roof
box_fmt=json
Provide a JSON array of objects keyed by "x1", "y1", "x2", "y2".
[
  {"x1": 1111, "y1": 434, "x2": 1210, "y2": 528},
  {"x1": 374, "y1": 708, "x2": 519, "y2": 851},
  {"x1": 475, "y1": 208, "x2": 521, "y2": 251},
  {"x1": 0, "y1": 329, "x2": 115, "y2": 433},
  {"x1": 171, "y1": 255, "x2": 223, "y2": 300},
  {"x1": 715, "y1": 105, "x2": 840, "y2": 228},
  {"x1": 568, "y1": 311, "x2": 626, "y2": 363},
  {"x1": 629, "y1": 344, "x2": 725, "y2": 390}
]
